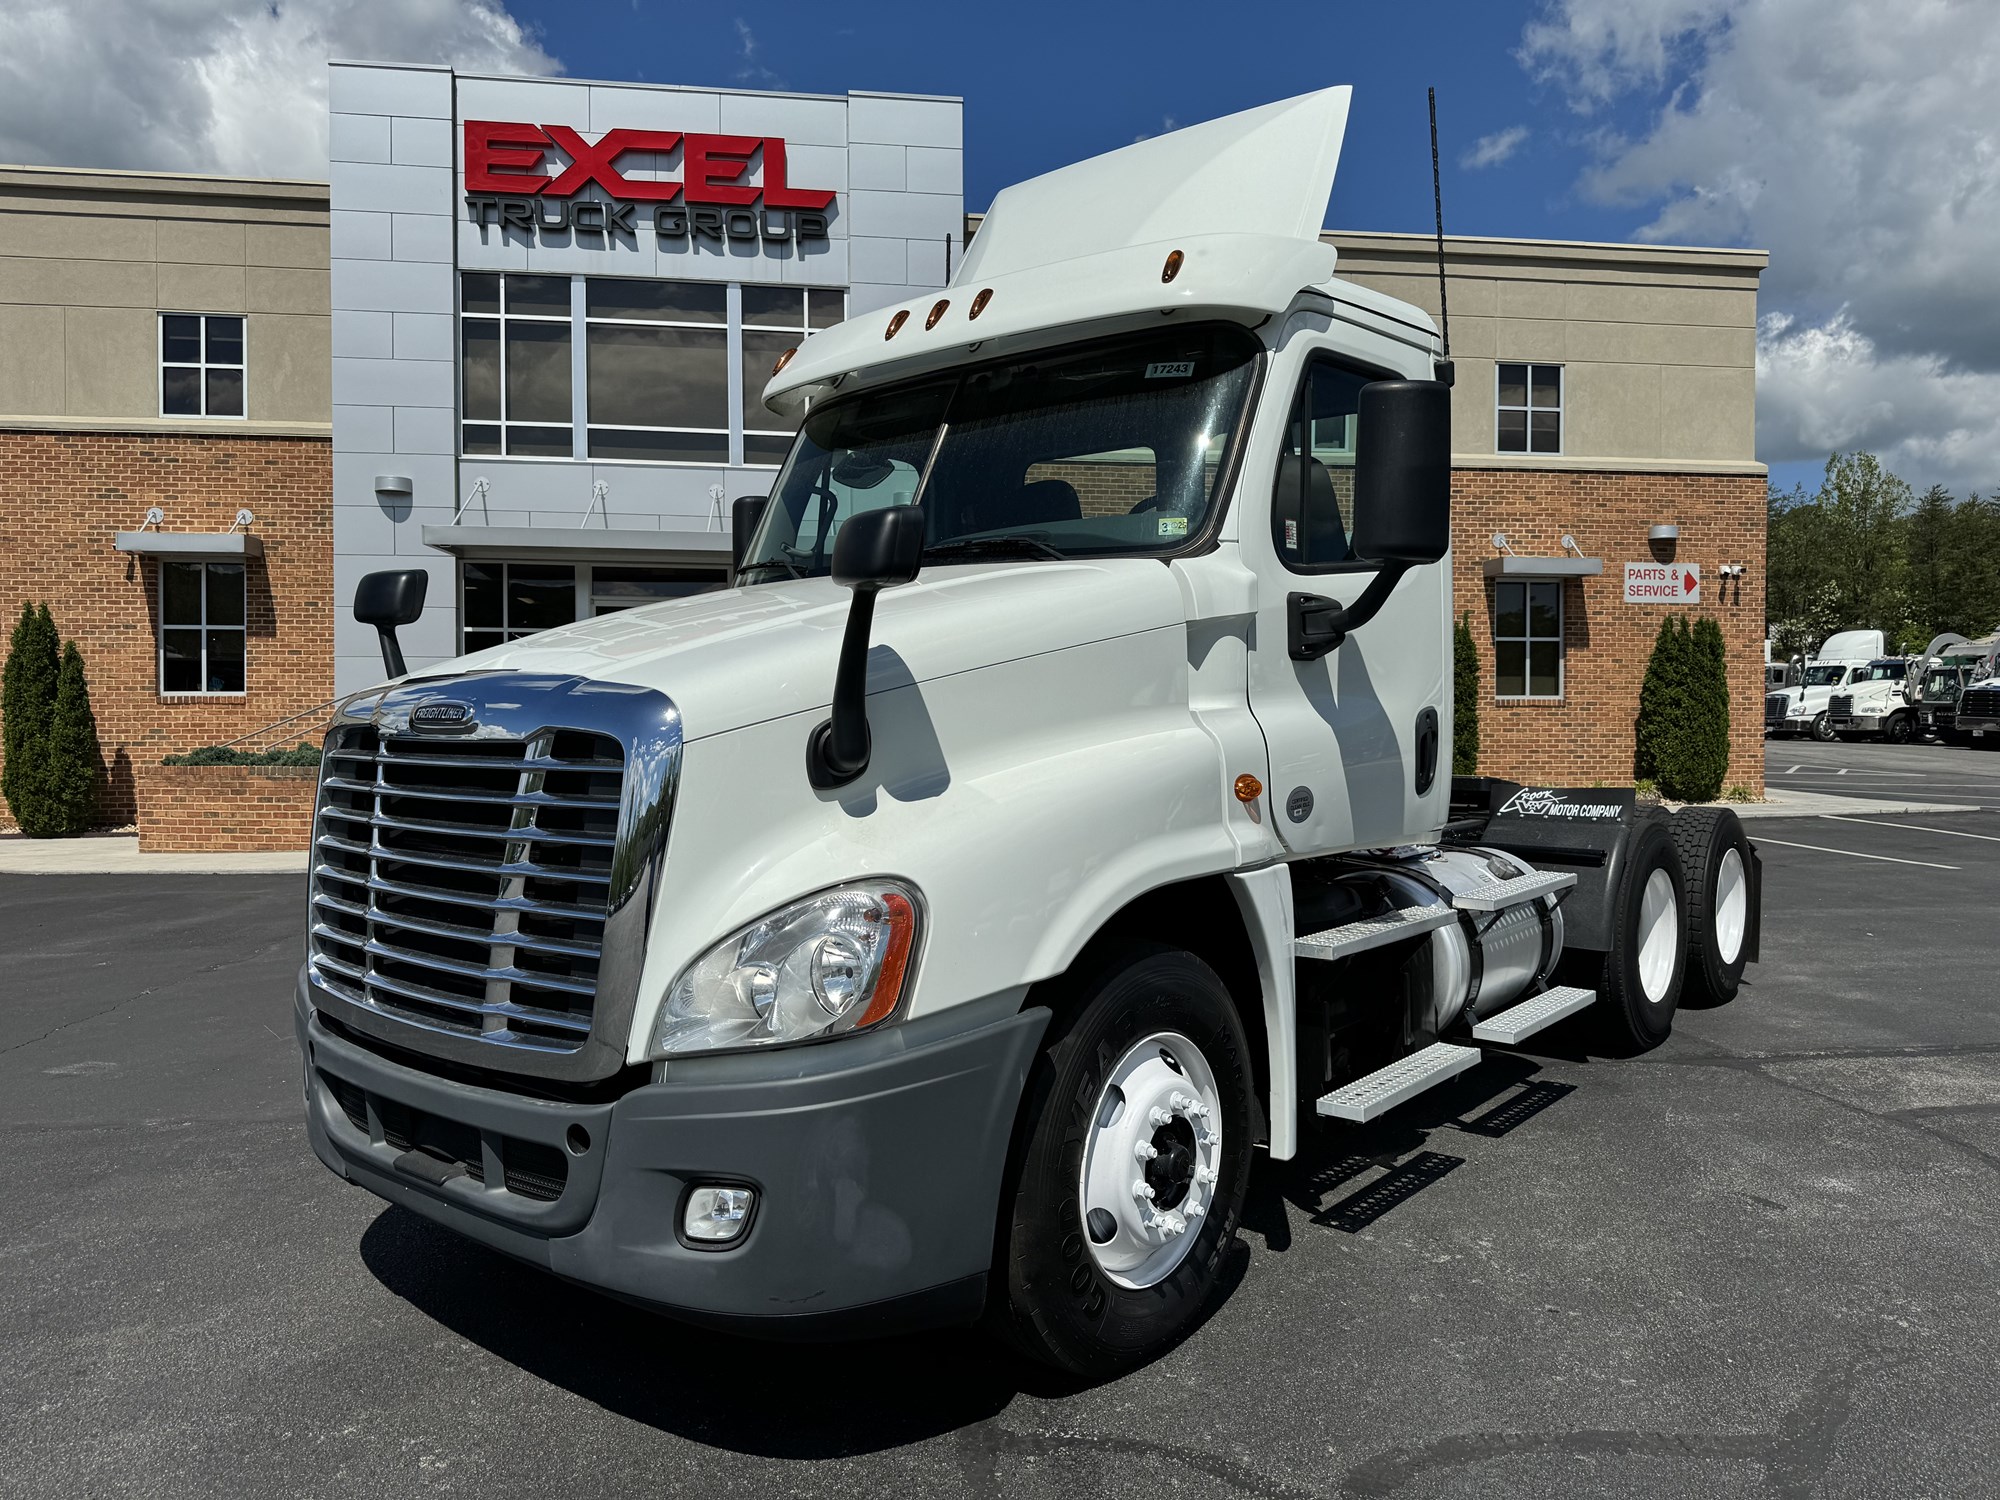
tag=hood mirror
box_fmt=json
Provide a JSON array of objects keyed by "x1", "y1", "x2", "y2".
[
  {"x1": 353, "y1": 568, "x2": 429, "y2": 680},
  {"x1": 807, "y1": 505, "x2": 926, "y2": 790}
]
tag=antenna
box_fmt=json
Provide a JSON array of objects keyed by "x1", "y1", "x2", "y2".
[{"x1": 1428, "y1": 87, "x2": 1453, "y2": 381}]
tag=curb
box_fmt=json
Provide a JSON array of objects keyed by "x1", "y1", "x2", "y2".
[{"x1": 0, "y1": 834, "x2": 308, "y2": 876}]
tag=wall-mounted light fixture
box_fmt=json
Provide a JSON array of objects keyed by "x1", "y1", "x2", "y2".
[
  {"x1": 1648, "y1": 523, "x2": 1680, "y2": 542},
  {"x1": 374, "y1": 474, "x2": 414, "y2": 498}
]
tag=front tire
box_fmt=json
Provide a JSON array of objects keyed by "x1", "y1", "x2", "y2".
[
  {"x1": 1810, "y1": 712, "x2": 1836, "y2": 742},
  {"x1": 1884, "y1": 712, "x2": 1915, "y2": 745},
  {"x1": 1592, "y1": 819, "x2": 1689, "y2": 1052},
  {"x1": 990, "y1": 945, "x2": 1254, "y2": 1378}
]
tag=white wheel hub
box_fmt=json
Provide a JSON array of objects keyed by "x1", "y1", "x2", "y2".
[
  {"x1": 1713, "y1": 847, "x2": 1747, "y2": 965},
  {"x1": 1637, "y1": 866, "x2": 1679, "y2": 1004},
  {"x1": 1077, "y1": 1030, "x2": 1223, "y2": 1289}
]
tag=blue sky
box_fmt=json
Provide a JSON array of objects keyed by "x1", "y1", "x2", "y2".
[{"x1": 5, "y1": 0, "x2": 1996, "y2": 498}]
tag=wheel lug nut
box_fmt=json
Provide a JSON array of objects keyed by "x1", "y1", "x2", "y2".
[
  {"x1": 1149, "y1": 1106, "x2": 1173, "y2": 1127},
  {"x1": 1134, "y1": 1142, "x2": 1158, "y2": 1162},
  {"x1": 1132, "y1": 1179, "x2": 1154, "y2": 1201}
]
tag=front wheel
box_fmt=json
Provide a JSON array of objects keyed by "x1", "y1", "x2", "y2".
[
  {"x1": 1810, "y1": 712, "x2": 1836, "y2": 742},
  {"x1": 990, "y1": 945, "x2": 1254, "y2": 1378},
  {"x1": 1883, "y1": 713, "x2": 1914, "y2": 744}
]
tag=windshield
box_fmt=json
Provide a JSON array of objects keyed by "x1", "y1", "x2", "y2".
[
  {"x1": 739, "y1": 324, "x2": 1260, "y2": 579},
  {"x1": 1852, "y1": 661, "x2": 1905, "y2": 683},
  {"x1": 1803, "y1": 665, "x2": 1848, "y2": 687},
  {"x1": 1923, "y1": 669, "x2": 1966, "y2": 698}
]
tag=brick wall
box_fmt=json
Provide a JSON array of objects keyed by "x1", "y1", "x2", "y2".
[
  {"x1": 1450, "y1": 468, "x2": 1766, "y2": 795},
  {"x1": 135, "y1": 763, "x2": 318, "y2": 851},
  {"x1": 0, "y1": 429, "x2": 333, "y2": 829}
]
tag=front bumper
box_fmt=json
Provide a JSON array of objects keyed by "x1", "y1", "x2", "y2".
[
  {"x1": 1960, "y1": 716, "x2": 2000, "y2": 737},
  {"x1": 1829, "y1": 713, "x2": 1886, "y2": 732},
  {"x1": 297, "y1": 973, "x2": 1049, "y2": 1334}
]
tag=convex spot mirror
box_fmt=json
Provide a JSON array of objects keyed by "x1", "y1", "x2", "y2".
[{"x1": 1349, "y1": 379, "x2": 1452, "y2": 565}]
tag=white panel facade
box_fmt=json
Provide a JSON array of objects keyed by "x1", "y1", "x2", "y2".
[{"x1": 329, "y1": 62, "x2": 963, "y2": 692}]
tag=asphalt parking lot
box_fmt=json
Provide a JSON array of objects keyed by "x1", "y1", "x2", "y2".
[{"x1": 5, "y1": 741, "x2": 1999, "y2": 1499}]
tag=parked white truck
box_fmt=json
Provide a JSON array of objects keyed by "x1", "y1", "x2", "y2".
[
  {"x1": 299, "y1": 90, "x2": 1761, "y2": 1375},
  {"x1": 1825, "y1": 656, "x2": 1918, "y2": 742},
  {"x1": 1764, "y1": 629, "x2": 1887, "y2": 740}
]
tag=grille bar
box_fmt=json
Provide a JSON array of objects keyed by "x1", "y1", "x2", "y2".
[{"x1": 308, "y1": 718, "x2": 626, "y2": 1056}]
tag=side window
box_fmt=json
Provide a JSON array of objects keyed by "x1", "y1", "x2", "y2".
[
  {"x1": 1493, "y1": 580, "x2": 1563, "y2": 699},
  {"x1": 792, "y1": 458, "x2": 923, "y2": 556},
  {"x1": 1272, "y1": 359, "x2": 1367, "y2": 571},
  {"x1": 160, "y1": 314, "x2": 245, "y2": 418},
  {"x1": 1497, "y1": 363, "x2": 1561, "y2": 454},
  {"x1": 159, "y1": 561, "x2": 246, "y2": 693}
]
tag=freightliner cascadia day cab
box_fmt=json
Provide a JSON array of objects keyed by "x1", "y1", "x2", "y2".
[{"x1": 300, "y1": 89, "x2": 1762, "y2": 1376}]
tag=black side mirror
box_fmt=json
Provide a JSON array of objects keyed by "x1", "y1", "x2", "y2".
[
  {"x1": 353, "y1": 568, "x2": 428, "y2": 679},
  {"x1": 807, "y1": 506, "x2": 925, "y2": 789},
  {"x1": 1287, "y1": 379, "x2": 1452, "y2": 661},
  {"x1": 1351, "y1": 379, "x2": 1452, "y2": 564},
  {"x1": 731, "y1": 494, "x2": 768, "y2": 576}
]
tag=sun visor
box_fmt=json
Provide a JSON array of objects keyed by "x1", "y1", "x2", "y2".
[{"x1": 954, "y1": 86, "x2": 1352, "y2": 287}]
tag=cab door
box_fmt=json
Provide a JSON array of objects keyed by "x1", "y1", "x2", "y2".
[{"x1": 1240, "y1": 321, "x2": 1452, "y2": 856}]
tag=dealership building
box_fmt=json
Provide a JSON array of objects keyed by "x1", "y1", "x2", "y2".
[{"x1": 0, "y1": 61, "x2": 1767, "y2": 833}]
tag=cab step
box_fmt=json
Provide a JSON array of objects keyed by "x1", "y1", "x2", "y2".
[
  {"x1": 1449, "y1": 869, "x2": 1576, "y2": 912},
  {"x1": 1295, "y1": 905, "x2": 1457, "y2": 962},
  {"x1": 1470, "y1": 985, "x2": 1596, "y2": 1045},
  {"x1": 1315, "y1": 1042, "x2": 1481, "y2": 1123}
]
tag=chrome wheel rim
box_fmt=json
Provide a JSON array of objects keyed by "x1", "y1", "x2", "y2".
[{"x1": 1077, "y1": 1030, "x2": 1222, "y2": 1289}]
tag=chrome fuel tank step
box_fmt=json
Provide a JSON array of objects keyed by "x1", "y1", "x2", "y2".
[
  {"x1": 1315, "y1": 1042, "x2": 1481, "y2": 1123},
  {"x1": 1470, "y1": 985, "x2": 1596, "y2": 1045}
]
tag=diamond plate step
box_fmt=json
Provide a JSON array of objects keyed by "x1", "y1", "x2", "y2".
[
  {"x1": 1315, "y1": 1042, "x2": 1482, "y2": 1123},
  {"x1": 1471, "y1": 985, "x2": 1596, "y2": 1045},
  {"x1": 1450, "y1": 869, "x2": 1576, "y2": 912},
  {"x1": 1294, "y1": 904, "x2": 1458, "y2": 962}
]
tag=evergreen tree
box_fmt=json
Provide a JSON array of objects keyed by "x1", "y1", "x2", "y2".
[
  {"x1": 1674, "y1": 618, "x2": 1731, "y2": 803},
  {"x1": 2, "y1": 602, "x2": 60, "y2": 831},
  {"x1": 1452, "y1": 611, "x2": 1480, "y2": 775},
  {"x1": 1634, "y1": 615, "x2": 1681, "y2": 782},
  {"x1": 41, "y1": 641, "x2": 103, "y2": 837}
]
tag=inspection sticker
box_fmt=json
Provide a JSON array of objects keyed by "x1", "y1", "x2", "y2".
[
  {"x1": 1157, "y1": 515, "x2": 1189, "y2": 537},
  {"x1": 1145, "y1": 361, "x2": 1196, "y2": 379}
]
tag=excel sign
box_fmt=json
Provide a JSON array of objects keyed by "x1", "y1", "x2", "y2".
[{"x1": 461, "y1": 121, "x2": 835, "y2": 245}]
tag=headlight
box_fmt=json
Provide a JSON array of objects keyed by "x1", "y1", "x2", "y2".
[{"x1": 653, "y1": 881, "x2": 920, "y2": 1056}]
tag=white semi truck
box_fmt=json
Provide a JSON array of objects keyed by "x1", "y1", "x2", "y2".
[
  {"x1": 1764, "y1": 628, "x2": 1887, "y2": 740},
  {"x1": 299, "y1": 90, "x2": 1761, "y2": 1376}
]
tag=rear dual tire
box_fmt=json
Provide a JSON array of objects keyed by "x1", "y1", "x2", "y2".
[
  {"x1": 1589, "y1": 817, "x2": 1689, "y2": 1053},
  {"x1": 1672, "y1": 807, "x2": 1754, "y2": 1007}
]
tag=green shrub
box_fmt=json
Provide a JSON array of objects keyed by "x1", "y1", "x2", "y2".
[
  {"x1": 40, "y1": 642, "x2": 103, "y2": 836},
  {"x1": 1635, "y1": 615, "x2": 1731, "y2": 802},
  {"x1": 3, "y1": 603, "x2": 62, "y2": 835},
  {"x1": 1452, "y1": 611, "x2": 1480, "y2": 775},
  {"x1": 161, "y1": 744, "x2": 321, "y2": 767}
]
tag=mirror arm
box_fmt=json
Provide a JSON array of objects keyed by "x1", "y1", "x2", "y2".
[
  {"x1": 807, "y1": 585, "x2": 881, "y2": 789},
  {"x1": 374, "y1": 626, "x2": 408, "y2": 681},
  {"x1": 1287, "y1": 562, "x2": 1411, "y2": 661}
]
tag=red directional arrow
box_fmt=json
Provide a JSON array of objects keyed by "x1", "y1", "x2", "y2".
[{"x1": 1685, "y1": 570, "x2": 1698, "y2": 593}]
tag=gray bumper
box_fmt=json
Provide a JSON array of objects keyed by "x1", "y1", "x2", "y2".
[
  {"x1": 1960, "y1": 717, "x2": 2000, "y2": 735},
  {"x1": 296, "y1": 973, "x2": 1049, "y2": 1335}
]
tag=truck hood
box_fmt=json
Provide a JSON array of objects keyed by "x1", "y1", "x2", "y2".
[{"x1": 428, "y1": 559, "x2": 1189, "y2": 742}]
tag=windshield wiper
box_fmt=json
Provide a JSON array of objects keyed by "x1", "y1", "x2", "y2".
[{"x1": 922, "y1": 534, "x2": 1066, "y2": 563}]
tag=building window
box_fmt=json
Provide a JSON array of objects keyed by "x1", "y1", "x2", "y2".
[
  {"x1": 460, "y1": 561, "x2": 725, "y2": 651},
  {"x1": 1496, "y1": 362, "x2": 1560, "y2": 454},
  {"x1": 160, "y1": 314, "x2": 245, "y2": 418},
  {"x1": 159, "y1": 561, "x2": 246, "y2": 693},
  {"x1": 741, "y1": 286, "x2": 844, "y2": 466},
  {"x1": 584, "y1": 279, "x2": 728, "y2": 463},
  {"x1": 1493, "y1": 580, "x2": 1562, "y2": 699},
  {"x1": 460, "y1": 562, "x2": 577, "y2": 653},
  {"x1": 460, "y1": 274, "x2": 573, "y2": 457},
  {"x1": 460, "y1": 273, "x2": 842, "y2": 467}
]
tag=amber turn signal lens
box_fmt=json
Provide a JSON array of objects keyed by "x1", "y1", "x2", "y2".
[
  {"x1": 1234, "y1": 773, "x2": 1263, "y2": 803},
  {"x1": 885, "y1": 309, "x2": 909, "y2": 339},
  {"x1": 771, "y1": 346, "x2": 797, "y2": 376},
  {"x1": 1162, "y1": 249, "x2": 1184, "y2": 284},
  {"x1": 924, "y1": 299, "x2": 950, "y2": 330},
  {"x1": 969, "y1": 287, "x2": 993, "y2": 319}
]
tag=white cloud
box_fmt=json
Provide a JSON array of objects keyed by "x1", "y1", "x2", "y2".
[
  {"x1": 0, "y1": 0, "x2": 559, "y2": 180},
  {"x1": 1461, "y1": 126, "x2": 1529, "y2": 171},
  {"x1": 732, "y1": 17, "x2": 784, "y2": 90},
  {"x1": 1520, "y1": 0, "x2": 2000, "y2": 492}
]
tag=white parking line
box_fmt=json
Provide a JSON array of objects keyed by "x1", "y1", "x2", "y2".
[
  {"x1": 1819, "y1": 815, "x2": 2000, "y2": 845},
  {"x1": 1751, "y1": 836, "x2": 1960, "y2": 871}
]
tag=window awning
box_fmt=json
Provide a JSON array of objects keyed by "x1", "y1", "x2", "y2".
[
  {"x1": 114, "y1": 531, "x2": 264, "y2": 559},
  {"x1": 419, "y1": 525, "x2": 732, "y2": 567},
  {"x1": 1481, "y1": 556, "x2": 1603, "y2": 578}
]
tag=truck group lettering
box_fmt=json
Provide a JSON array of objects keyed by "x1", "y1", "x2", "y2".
[{"x1": 462, "y1": 120, "x2": 834, "y2": 245}]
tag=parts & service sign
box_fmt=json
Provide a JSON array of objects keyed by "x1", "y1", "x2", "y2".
[{"x1": 1623, "y1": 562, "x2": 1701, "y2": 604}]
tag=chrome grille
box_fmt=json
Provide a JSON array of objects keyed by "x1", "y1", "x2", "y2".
[
  {"x1": 1764, "y1": 693, "x2": 1787, "y2": 723},
  {"x1": 1829, "y1": 693, "x2": 1854, "y2": 717},
  {"x1": 309, "y1": 723, "x2": 626, "y2": 1053}
]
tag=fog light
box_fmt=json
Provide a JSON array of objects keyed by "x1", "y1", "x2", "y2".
[{"x1": 684, "y1": 1185, "x2": 756, "y2": 1243}]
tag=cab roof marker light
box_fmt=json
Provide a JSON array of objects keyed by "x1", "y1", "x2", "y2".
[
  {"x1": 1161, "y1": 249, "x2": 1184, "y2": 283},
  {"x1": 884, "y1": 309, "x2": 909, "y2": 340},
  {"x1": 772, "y1": 346, "x2": 797, "y2": 376},
  {"x1": 969, "y1": 287, "x2": 993, "y2": 319},
  {"x1": 925, "y1": 299, "x2": 950, "y2": 331}
]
